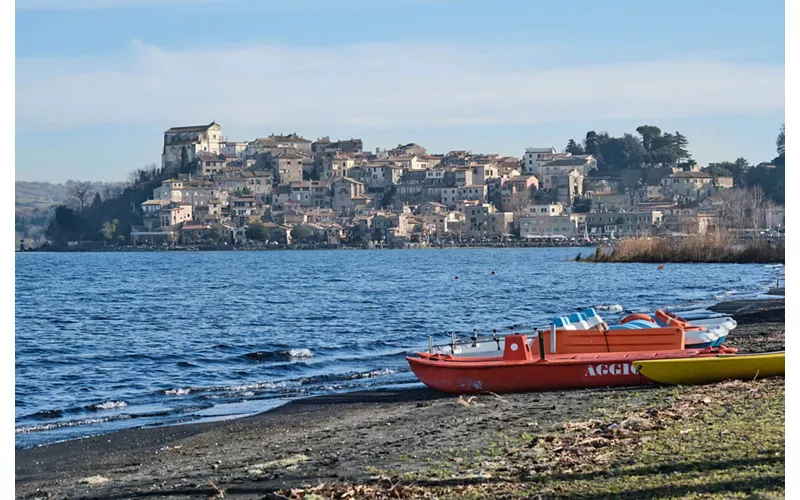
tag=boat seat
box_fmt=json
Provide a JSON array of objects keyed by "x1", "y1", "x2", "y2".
[
  {"x1": 552, "y1": 316, "x2": 577, "y2": 330},
  {"x1": 567, "y1": 312, "x2": 591, "y2": 330},
  {"x1": 581, "y1": 308, "x2": 604, "y2": 328}
]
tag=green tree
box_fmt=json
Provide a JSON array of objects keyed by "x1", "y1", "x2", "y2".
[
  {"x1": 572, "y1": 196, "x2": 591, "y2": 213},
  {"x1": 239, "y1": 186, "x2": 253, "y2": 195},
  {"x1": 101, "y1": 218, "x2": 118, "y2": 242},
  {"x1": 245, "y1": 221, "x2": 267, "y2": 242},
  {"x1": 672, "y1": 132, "x2": 690, "y2": 163},
  {"x1": 381, "y1": 186, "x2": 397, "y2": 208},
  {"x1": 635, "y1": 125, "x2": 662, "y2": 154},
  {"x1": 774, "y1": 124, "x2": 785, "y2": 168},
  {"x1": 599, "y1": 134, "x2": 644, "y2": 171},
  {"x1": 565, "y1": 139, "x2": 584, "y2": 155},
  {"x1": 532, "y1": 189, "x2": 555, "y2": 204},
  {"x1": 703, "y1": 163, "x2": 733, "y2": 178},
  {"x1": 705, "y1": 158, "x2": 749, "y2": 187},
  {"x1": 209, "y1": 223, "x2": 226, "y2": 243},
  {"x1": 290, "y1": 224, "x2": 316, "y2": 243},
  {"x1": 584, "y1": 131, "x2": 601, "y2": 156},
  {"x1": 180, "y1": 146, "x2": 189, "y2": 173}
]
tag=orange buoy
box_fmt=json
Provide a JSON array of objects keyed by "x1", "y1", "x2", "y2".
[
  {"x1": 454, "y1": 275, "x2": 459, "y2": 280},
  {"x1": 620, "y1": 313, "x2": 657, "y2": 324},
  {"x1": 658, "y1": 264, "x2": 665, "y2": 270}
]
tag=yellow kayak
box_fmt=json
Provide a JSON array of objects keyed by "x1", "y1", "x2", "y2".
[{"x1": 634, "y1": 352, "x2": 785, "y2": 385}]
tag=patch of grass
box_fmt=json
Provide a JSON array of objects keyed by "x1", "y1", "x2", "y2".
[{"x1": 271, "y1": 379, "x2": 784, "y2": 499}]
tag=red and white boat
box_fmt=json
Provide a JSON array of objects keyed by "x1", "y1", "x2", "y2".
[{"x1": 407, "y1": 333, "x2": 737, "y2": 394}]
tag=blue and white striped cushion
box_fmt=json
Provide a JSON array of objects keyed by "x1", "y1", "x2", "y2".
[
  {"x1": 552, "y1": 316, "x2": 577, "y2": 330},
  {"x1": 568, "y1": 312, "x2": 591, "y2": 330},
  {"x1": 582, "y1": 308, "x2": 603, "y2": 328}
]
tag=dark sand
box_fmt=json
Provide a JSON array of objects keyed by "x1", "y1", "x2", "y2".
[{"x1": 16, "y1": 311, "x2": 784, "y2": 500}]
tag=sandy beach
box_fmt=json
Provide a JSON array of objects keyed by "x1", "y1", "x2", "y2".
[{"x1": 16, "y1": 305, "x2": 785, "y2": 500}]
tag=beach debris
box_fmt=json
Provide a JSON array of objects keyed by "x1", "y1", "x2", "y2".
[
  {"x1": 620, "y1": 416, "x2": 651, "y2": 431},
  {"x1": 207, "y1": 479, "x2": 225, "y2": 498},
  {"x1": 457, "y1": 395, "x2": 478, "y2": 407},
  {"x1": 78, "y1": 475, "x2": 109, "y2": 485},
  {"x1": 249, "y1": 454, "x2": 310, "y2": 475}
]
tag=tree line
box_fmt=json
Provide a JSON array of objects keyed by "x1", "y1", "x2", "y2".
[
  {"x1": 44, "y1": 164, "x2": 165, "y2": 247},
  {"x1": 563, "y1": 124, "x2": 785, "y2": 203}
]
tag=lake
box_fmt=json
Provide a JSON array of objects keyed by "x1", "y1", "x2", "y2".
[{"x1": 15, "y1": 248, "x2": 782, "y2": 448}]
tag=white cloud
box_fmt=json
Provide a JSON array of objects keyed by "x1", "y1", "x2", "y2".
[{"x1": 15, "y1": 41, "x2": 784, "y2": 132}]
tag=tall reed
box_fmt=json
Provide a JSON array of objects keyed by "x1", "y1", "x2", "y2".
[{"x1": 582, "y1": 234, "x2": 784, "y2": 264}]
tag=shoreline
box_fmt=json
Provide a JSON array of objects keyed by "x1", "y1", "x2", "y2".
[
  {"x1": 16, "y1": 304, "x2": 785, "y2": 499},
  {"x1": 19, "y1": 242, "x2": 597, "y2": 253}
]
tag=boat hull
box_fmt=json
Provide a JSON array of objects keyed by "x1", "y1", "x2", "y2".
[
  {"x1": 633, "y1": 352, "x2": 785, "y2": 385},
  {"x1": 408, "y1": 348, "x2": 726, "y2": 394}
]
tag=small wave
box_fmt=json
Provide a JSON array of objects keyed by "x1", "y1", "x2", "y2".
[
  {"x1": 16, "y1": 415, "x2": 132, "y2": 434},
  {"x1": 244, "y1": 349, "x2": 313, "y2": 362},
  {"x1": 27, "y1": 409, "x2": 64, "y2": 420},
  {"x1": 177, "y1": 361, "x2": 198, "y2": 368},
  {"x1": 165, "y1": 388, "x2": 191, "y2": 396},
  {"x1": 713, "y1": 290, "x2": 737, "y2": 299},
  {"x1": 301, "y1": 368, "x2": 398, "y2": 386},
  {"x1": 595, "y1": 304, "x2": 623, "y2": 313},
  {"x1": 86, "y1": 401, "x2": 127, "y2": 411}
]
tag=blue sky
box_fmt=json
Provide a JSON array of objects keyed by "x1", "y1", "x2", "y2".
[{"x1": 16, "y1": 0, "x2": 785, "y2": 182}]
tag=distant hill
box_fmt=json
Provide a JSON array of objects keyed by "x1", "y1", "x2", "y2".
[{"x1": 15, "y1": 181, "x2": 126, "y2": 249}]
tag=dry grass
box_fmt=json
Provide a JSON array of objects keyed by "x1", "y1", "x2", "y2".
[
  {"x1": 581, "y1": 234, "x2": 784, "y2": 264},
  {"x1": 265, "y1": 378, "x2": 785, "y2": 499}
]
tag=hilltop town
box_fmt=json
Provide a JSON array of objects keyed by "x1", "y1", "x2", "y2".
[{"x1": 34, "y1": 121, "x2": 786, "y2": 250}]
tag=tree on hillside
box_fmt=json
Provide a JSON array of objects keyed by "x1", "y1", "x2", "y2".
[
  {"x1": 245, "y1": 222, "x2": 267, "y2": 242},
  {"x1": 774, "y1": 123, "x2": 785, "y2": 168},
  {"x1": 572, "y1": 196, "x2": 591, "y2": 213},
  {"x1": 101, "y1": 219, "x2": 119, "y2": 243},
  {"x1": 180, "y1": 146, "x2": 190, "y2": 174},
  {"x1": 673, "y1": 132, "x2": 690, "y2": 163},
  {"x1": 68, "y1": 181, "x2": 94, "y2": 211},
  {"x1": 704, "y1": 158, "x2": 749, "y2": 187},
  {"x1": 635, "y1": 125, "x2": 662, "y2": 154},
  {"x1": 565, "y1": 139, "x2": 584, "y2": 155},
  {"x1": 291, "y1": 224, "x2": 316, "y2": 243},
  {"x1": 532, "y1": 189, "x2": 555, "y2": 204},
  {"x1": 598, "y1": 134, "x2": 644, "y2": 171},
  {"x1": 635, "y1": 126, "x2": 690, "y2": 168}
]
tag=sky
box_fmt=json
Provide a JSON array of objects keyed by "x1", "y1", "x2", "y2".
[{"x1": 15, "y1": 0, "x2": 785, "y2": 182}]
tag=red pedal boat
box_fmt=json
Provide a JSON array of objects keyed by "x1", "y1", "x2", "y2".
[{"x1": 407, "y1": 333, "x2": 737, "y2": 394}]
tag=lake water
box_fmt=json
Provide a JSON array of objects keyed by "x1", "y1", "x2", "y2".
[{"x1": 15, "y1": 248, "x2": 783, "y2": 448}]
